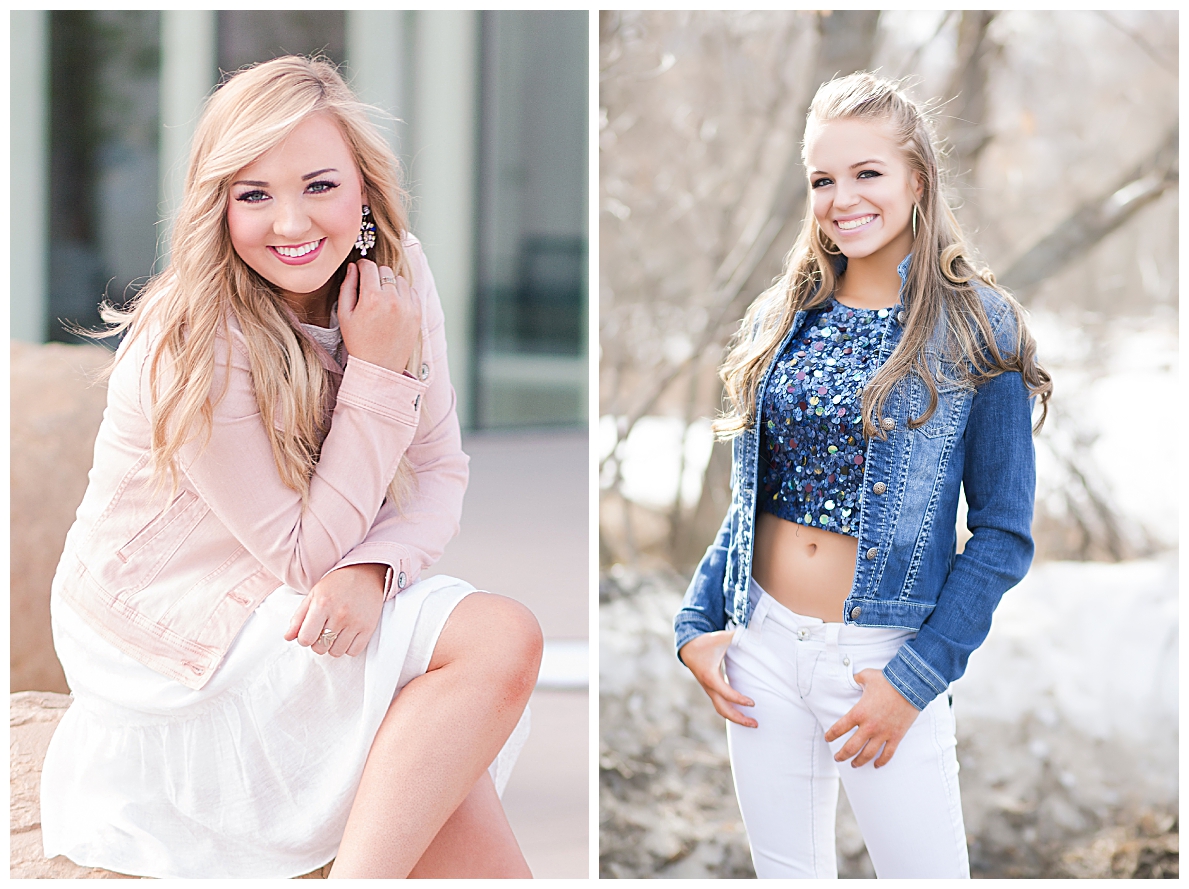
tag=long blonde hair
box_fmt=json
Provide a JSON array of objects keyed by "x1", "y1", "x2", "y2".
[
  {"x1": 716, "y1": 72, "x2": 1051, "y2": 440},
  {"x1": 100, "y1": 55, "x2": 414, "y2": 504}
]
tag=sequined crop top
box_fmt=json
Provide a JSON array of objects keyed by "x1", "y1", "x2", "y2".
[{"x1": 758, "y1": 298, "x2": 897, "y2": 537}]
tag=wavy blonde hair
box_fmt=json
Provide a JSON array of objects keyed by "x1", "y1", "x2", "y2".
[
  {"x1": 716, "y1": 72, "x2": 1051, "y2": 441},
  {"x1": 100, "y1": 55, "x2": 414, "y2": 504}
]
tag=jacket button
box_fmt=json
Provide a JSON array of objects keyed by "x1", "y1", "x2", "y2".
[
  {"x1": 865, "y1": 547, "x2": 878, "y2": 560},
  {"x1": 873, "y1": 481, "x2": 887, "y2": 495},
  {"x1": 880, "y1": 417, "x2": 895, "y2": 430},
  {"x1": 850, "y1": 606, "x2": 862, "y2": 620},
  {"x1": 896, "y1": 310, "x2": 906, "y2": 325},
  {"x1": 397, "y1": 571, "x2": 408, "y2": 589},
  {"x1": 419, "y1": 362, "x2": 430, "y2": 381}
]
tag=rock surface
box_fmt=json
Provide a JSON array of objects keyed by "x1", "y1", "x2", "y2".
[{"x1": 11, "y1": 341, "x2": 112, "y2": 694}]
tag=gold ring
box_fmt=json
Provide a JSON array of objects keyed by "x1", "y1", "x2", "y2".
[
  {"x1": 318, "y1": 628, "x2": 339, "y2": 647},
  {"x1": 380, "y1": 276, "x2": 397, "y2": 287}
]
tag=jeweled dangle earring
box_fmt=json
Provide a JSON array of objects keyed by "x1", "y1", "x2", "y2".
[
  {"x1": 356, "y1": 205, "x2": 377, "y2": 256},
  {"x1": 912, "y1": 205, "x2": 919, "y2": 238}
]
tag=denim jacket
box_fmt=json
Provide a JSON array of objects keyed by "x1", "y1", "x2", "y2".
[{"x1": 674, "y1": 256, "x2": 1036, "y2": 710}]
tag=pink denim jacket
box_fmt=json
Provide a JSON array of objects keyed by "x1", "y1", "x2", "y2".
[{"x1": 52, "y1": 236, "x2": 468, "y2": 689}]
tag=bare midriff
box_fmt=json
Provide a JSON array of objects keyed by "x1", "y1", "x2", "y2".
[{"x1": 751, "y1": 511, "x2": 857, "y2": 622}]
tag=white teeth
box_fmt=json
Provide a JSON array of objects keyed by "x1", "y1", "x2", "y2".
[
  {"x1": 274, "y1": 240, "x2": 321, "y2": 257},
  {"x1": 837, "y1": 215, "x2": 875, "y2": 231}
]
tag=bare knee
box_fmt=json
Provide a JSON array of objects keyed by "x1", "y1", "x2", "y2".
[{"x1": 437, "y1": 593, "x2": 543, "y2": 701}]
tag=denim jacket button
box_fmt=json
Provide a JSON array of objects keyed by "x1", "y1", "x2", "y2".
[
  {"x1": 865, "y1": 547, "x2": 878, "y2": 560},
  {"x1": 896, "y1": 310, "x2": 907, "y2": 325},
  {"x1": 873, "y1": 481, "x2": 887, "y2": 495},
  {"x1": 850, "y1": 606, "x2": 862, "y2": 620},
  {"x1": 880, "y1": 417, "x2": 895, "y2": 431}
]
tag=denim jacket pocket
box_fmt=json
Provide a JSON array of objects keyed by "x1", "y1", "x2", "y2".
[{"x1": 912, "y1": 358, "x2": 967, "y2": 440}]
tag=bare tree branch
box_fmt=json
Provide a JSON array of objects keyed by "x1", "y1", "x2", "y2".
[
  {"x1": 999, "y1": 128, "x2": 1178, "y2": 296},
  {"x1": 1096, "y1": 11, "x2": 1178, "y2": 76}
]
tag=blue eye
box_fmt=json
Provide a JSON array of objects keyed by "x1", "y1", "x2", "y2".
[
  {"x1": 858, "y1": 169, "x2": 881, "y2": 179},
  {"x1": 235, "y1": 190, "x2": 268, "y2": 203},
  {"x1": 811, "y1": 177, "x2": 833, "y2": 189},
  {"x1": 307, "y1": 180, "x2": 340, "y2": 194}
]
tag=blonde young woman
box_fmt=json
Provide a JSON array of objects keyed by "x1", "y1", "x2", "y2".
[
  {"x1": 675, "y1": 73, "x2": 1051, "y2": 878},
  {"x1": 39, "y1": 56, "x2": 541, "y2": 879}
]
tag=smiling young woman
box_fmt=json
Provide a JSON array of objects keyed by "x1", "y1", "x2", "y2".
[
  {"x1": 37, "y1": 56, "x2": 540, "y2": 879},
  {"x1": 674, "y1": 72, "x2": 1051, "y2": 878}
]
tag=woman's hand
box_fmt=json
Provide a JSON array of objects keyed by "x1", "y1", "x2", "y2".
[
  {"x1": 825, "y1": 669, "x2": 921, "y2": 768},
  {"x1": 284, "y1": 562, "x2": 388, "y2": 657},
  {"x1": 338, "y1": 259, "x2": 422, "y2": 373},
  {"x1": 679, "y1": 630, "x2": 757, "y2": 728}
]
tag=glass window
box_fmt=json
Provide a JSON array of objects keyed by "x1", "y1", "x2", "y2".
[
  {"x1": 217, "y1": 11, "x2": 345, "y2": 74},
  {"x1": 473, "y1": 11, "x2": 588, "y2": 429},
  {"x1": 47, "y1": 11, "x2": 160, "y2": 341}
]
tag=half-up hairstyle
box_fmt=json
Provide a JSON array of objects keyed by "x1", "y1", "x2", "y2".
[
  {"x1": 99, "y1": 55, "x2": 414, "y2": 504},
  {"x1": 716, "y1": 72, "x2": 1051, "y2": 441}
]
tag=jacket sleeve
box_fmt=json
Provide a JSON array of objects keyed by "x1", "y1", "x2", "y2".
[
  {"x1": 328, "y1": 241, "x2": 469, "y2": 595},
  {"x1": 674, "y1": 502, "x2": 733, "y2": 662},
  {"x1": 173, "y1": 298, "x2": 433, "y2": 598},
  {"x1": 882, "y1": 303, "x2": 1036, "y2": 709}
]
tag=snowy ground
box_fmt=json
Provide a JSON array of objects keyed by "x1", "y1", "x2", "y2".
[{"x1": 599, "y1": 555, "x2": 1177, "y2": 878}]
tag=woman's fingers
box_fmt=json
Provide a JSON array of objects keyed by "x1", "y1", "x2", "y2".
[
  {"x1": 872, "y1": 737, "x2": 899, "y2": 769},
  {"x1": 824, "y1": 710, "x2": 858, "y2": 744},
  {"x1": 709, "y1": 690, "x2": 758, "y2": 728},
  {"x1": 346, "y1": 631, "x2": 370, "y2": 658},
  {"x1": 355, "y1": 257, "x2": 381, "y2": 297},
  {"x1": 337, "y1": 261, "x2": 360, "y2": 317},
  {"x1": 698, "y1": 666, "x2": 753, "y2": 707},
  {"x1": 284, "y1": 594, "x2": 312, "y2": 642}
]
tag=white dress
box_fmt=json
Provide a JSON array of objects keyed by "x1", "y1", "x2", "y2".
[{"x1": 39, "y1": 320, "x2": 529, "y2": 879}]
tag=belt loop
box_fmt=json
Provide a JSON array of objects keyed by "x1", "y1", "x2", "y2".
[{"x1": 825, "y1": 622, "x2": 841, "y2": 661}]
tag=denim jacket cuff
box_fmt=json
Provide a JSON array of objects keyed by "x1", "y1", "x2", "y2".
[
  {"x1": 674, "y1": 611, "x2": 720, "y2": 664},
  {"x1": 882, "y1": 644, "x2": 948, "y2": 711}
]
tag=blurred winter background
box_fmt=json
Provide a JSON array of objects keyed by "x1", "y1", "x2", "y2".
[{"x1": 599, "y1": 10, "x2": 1177, "y2": 879}]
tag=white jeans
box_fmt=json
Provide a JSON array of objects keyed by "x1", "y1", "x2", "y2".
[{"x1": 724, "y1": 581, "x2": 969, "y2": 878}]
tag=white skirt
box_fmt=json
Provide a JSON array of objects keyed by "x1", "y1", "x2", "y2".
[{"x1": 40, "y1": 575, "x2": 530, "y2": 879}]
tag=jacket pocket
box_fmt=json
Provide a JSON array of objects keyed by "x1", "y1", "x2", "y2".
[
  {"x1": 912, "y1": 356, "x2": 966, "y2": 439},
  {"x1": 85, "y1": 487, "x2": 209, "y2": 596},
  {"x1": 116, "y1": 488, "x2": 201, "y2": 563}
]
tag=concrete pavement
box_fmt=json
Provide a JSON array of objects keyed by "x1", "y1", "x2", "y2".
[{"x1": 426, "y1": 429, "x2": 589, "y2": 878}]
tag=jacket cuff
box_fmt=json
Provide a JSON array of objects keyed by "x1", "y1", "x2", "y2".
[
  {"x1": 339, "y1": 355, "x2": 428, "y2": 425},
  {"x1": 674, "y1": 611, "x2": 721, "y2": 664},
  {"x1": 332, "y1": 544, "x2": 415, "y2": 602},
  {"x1": 882, "y1": 644, "x2": 948, "y2": 711}
]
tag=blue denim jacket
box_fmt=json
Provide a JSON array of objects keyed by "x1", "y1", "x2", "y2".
[{"x1": 674, "y1": 257, "x2": 1036, "y2": 710}]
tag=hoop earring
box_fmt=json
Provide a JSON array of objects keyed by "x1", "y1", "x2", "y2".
[
  {"x1": 912, "y1": 205, "x2": 919, "y2": 238},
  {"x1": 817, "y1": 224, "x2": 842, "y2": 255},
  {"x1": 356, "y1": 205, "x2": 377, "y2": 256}
]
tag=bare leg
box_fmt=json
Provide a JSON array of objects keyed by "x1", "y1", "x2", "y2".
[
  {"x1": 408, "y1": 771, "x2": 530, "y2": 878},
  {"x1": 329, "y1": 593, "x2": 542, "y2": 878}
]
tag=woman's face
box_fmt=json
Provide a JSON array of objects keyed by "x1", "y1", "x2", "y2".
[
  {"x1": 804, "y1": 117, "x2": 922, "y2": 264},
  {"x1": 226, "y1": 112, "x2": 364, "y2": 311}
]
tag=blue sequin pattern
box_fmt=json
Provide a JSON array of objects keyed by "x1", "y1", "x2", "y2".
[{"x1": 759, "y1": 299, "x2": 895, "y2": 537}]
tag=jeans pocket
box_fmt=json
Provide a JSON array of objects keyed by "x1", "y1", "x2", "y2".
[{"x1": 842, "y1": 652, "x2": 863, "y2": 693}]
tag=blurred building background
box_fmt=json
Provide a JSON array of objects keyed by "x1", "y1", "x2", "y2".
[{"x1": 11, "y1": 8, "x2": 588, "y2": 431}]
